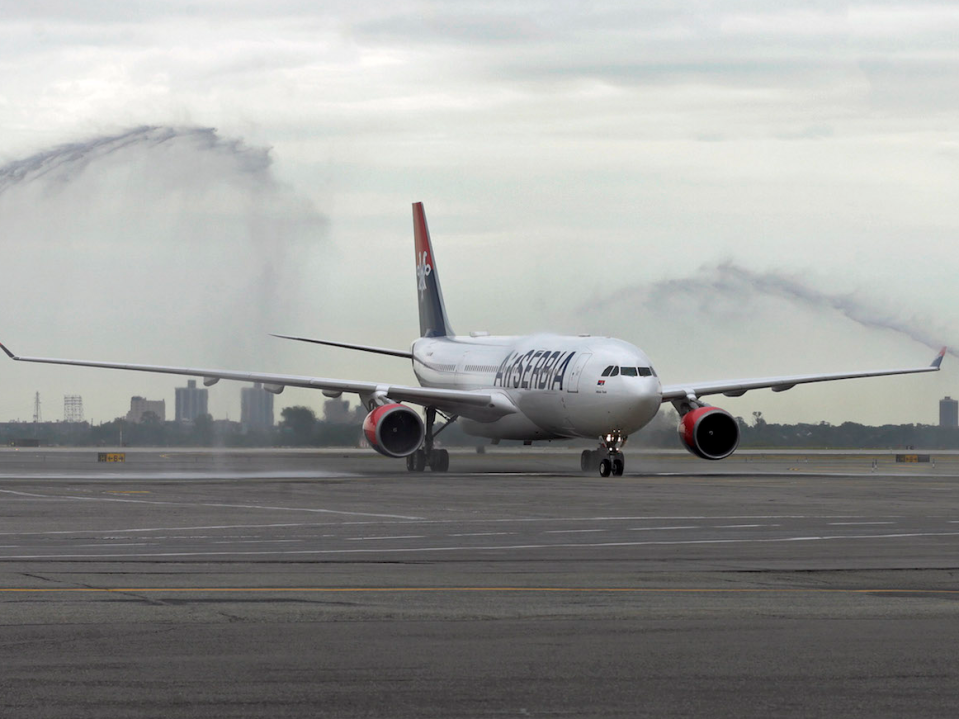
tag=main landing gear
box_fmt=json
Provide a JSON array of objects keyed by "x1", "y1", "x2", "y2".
[
  {"x1": 406, "y1": 407, "x2": 457, "y2": 473},
  {"x1": 580, "y1": 431, "x2": 627, "y2": 477}
]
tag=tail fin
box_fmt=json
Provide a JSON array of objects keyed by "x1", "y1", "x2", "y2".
[{"x1": 413, "y1": 202, "x2": 454, "y2": 337}]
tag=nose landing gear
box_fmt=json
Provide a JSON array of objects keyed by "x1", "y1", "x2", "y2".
[{"x1": 580, "y1": 431, "x2": 627, "y2": 477}]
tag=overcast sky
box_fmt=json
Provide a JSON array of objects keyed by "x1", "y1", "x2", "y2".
[{"x1": 1, "y1": 1, "x2": 957, "y2": 427}]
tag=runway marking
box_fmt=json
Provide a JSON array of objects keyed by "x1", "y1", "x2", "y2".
[
  {"x1": 628, "y1": 526, "x2": 698, "y2": 531},
  {"x1": 543, "y1": 529, "x2": 606, "y2": 534},
  {"x1": 212, "y1": 540, "x2": 302, "y2": 545},
  {"x1": 448, "y1": 532, "x2": 516, "y2": 537},
  {"x1": 0, "y1": 515, "x2": 890, "y2": 539},
  {"x1": 476, "y1": 515, "x2": 882, "y2": 523},
  {"x1": 345, "y1": 535, "x2": 426, "y2": 541},
  {"x1": 715, "y1": 524, "x2": 769, "y2": 529},
  {"x1": 828, "y1": 522, "x2": 896, "y2": 526},
  {"x1": 3, "y1": 530, "x2": 958, "y2": 560},
  {"x1": 0, "y1": 522, "x2": 329, "y2": 537},
  {"x1": 0, "y1": 471, "x2": 355, "y2": 480},
  {"x1": 0, "y1": 489, "x2": 422, "y2": 521},
  {"x1": 1, "y1": 586, "x2": 959, "y2": 595},
  {"x1": 479, "y1": 473, "x2": 567, "y2": 477}
]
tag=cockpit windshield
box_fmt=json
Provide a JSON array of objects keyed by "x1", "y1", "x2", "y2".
[{"x1": 601, "y1": 365, "x2": 656, "y2": 378}]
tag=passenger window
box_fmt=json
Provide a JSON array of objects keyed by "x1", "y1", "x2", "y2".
[
  {"x1": 620, "y1": 367, "x2": 638, "y2": 376},
  {"x1": 601, "y1": 366, "x2": 613, "y2": 377},
  {"x1": 638, "y1": 367, "x2": 652, "y2": 377},
  {"x1": 609, "y1": 366, "x2": 619, "y2": 377}
]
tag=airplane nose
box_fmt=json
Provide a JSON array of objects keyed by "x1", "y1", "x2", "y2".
[{"x1": 615, "y1": 378, "x2": 661, "y2": 430}]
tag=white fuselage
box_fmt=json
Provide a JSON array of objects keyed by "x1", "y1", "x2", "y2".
[{"x1": 411, "y1": 334, "x2": 662, "y2": 441}]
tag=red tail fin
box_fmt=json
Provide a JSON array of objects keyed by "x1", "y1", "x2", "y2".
[{"x1": 413, "y1": 202, "x2": 453, "y2": 338}]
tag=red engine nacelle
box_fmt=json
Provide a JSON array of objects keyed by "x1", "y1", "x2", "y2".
[
  {"x1": 678, "y1": 406, "x2": 740, "y2": 460},
  {"x1": 362, "y1": 403, "x2": 425, "y2": 458}
]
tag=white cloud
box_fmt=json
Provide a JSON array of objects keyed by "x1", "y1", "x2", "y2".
[{"x1": 0, "y1": 1, "x2": 956, "y2": 424}]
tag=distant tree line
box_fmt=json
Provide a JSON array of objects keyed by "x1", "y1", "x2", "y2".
[
  {"x1": 730, "y1": 413, "x2": 959, "y2": 450},
  {"x1": 631, "y1": 409, "x2": 959, "y2": 450},
  {"x1": 0, "y1": 413, "x2": 266, "y2": 448},
  {"x1": 2, "y1": 406, "x2": 957, "y2": 450},
  {"x1": 0, "y1": 406, "x2": 479, "y2": 449}
]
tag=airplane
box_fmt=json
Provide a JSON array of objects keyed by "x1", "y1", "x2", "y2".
[{"x1": 0, "y1": 202, "x2": 946, "y2": 476}]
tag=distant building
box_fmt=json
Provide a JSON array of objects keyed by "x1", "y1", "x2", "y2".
[
  {"x1": 127, "y1": 397, "x2": 166, "y2": 424},
  {"x1": 175, "y1": 379, "x2": 209, "y2": 423},
  {"x1": 212, "y1": 419, "x2": 242, "y2": 436},
  {"x1": 323, "y1": 398, "x2": 352, "y2": 423},
  {"x1": 323, "y1": 398, "x2": 365, "y2": 424},
  {"x1": 63, "y1": 395, "x2": 84, "y2": 423},
  {"x1": 940, "y1": 397, "x2": 958, "y2": 427},
  {"x1": 241, "y1": 383, "x2": 274, "y2": 431}
]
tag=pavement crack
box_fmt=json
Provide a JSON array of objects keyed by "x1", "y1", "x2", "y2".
[{"x1": 17, "y1": 571, "x2": 62, "y2": 586}]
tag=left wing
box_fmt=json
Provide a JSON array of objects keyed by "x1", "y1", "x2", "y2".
[
  {"x1": 661, "y1": 348, "x2": 945, "y2": 402},
  {"x1": 0, "y1": 341, "x2": 515, "y2": 417}
]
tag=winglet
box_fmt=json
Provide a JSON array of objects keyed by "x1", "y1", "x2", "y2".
[
  {"x1": 931, "y1": 347, "x2": 947, "y2": 369},
  {"x1": 0, "y1": 341, "x2": 17, "y2": 360}
]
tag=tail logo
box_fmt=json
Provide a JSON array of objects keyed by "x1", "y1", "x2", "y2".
[{"x1": 416, "y1": 250, "x2": 433, "y2": 299}]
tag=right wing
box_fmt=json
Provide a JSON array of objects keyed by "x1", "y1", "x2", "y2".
[
  {"x1": 661, "y1": 348, "x2": 946, "y2": 402},
  {"x1": 0, "y1": 341, "x2": 515, "y2": 418}
]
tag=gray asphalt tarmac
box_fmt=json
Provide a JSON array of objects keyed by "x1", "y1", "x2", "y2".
[{"x1": 2, "y1": 448, "x2": 959, "y2": 718}]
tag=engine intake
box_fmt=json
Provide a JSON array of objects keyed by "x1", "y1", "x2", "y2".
[
  {"x1": 362, "y1": 403, "x2": 425, "y2": 458},
  {"x1": 678, "y1": 406, "x2": 740, "y2": 460}
]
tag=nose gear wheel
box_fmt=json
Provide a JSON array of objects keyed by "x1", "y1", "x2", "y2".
[{"x1": 581, "y1": 431, "x2": 627, "y2": 476}]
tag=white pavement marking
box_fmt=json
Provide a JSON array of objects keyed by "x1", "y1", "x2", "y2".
[
  {"x1": 0, "y1": 489, "x2": 422, "y2": 520},
  {"x1": 0, "y1": 514, "x2": 891, "y2": 539},
  {"x1": 212, "y1": 540, "x2": 303, "y2": 545},
  {"x1": 0, "y1": 471, "x2": 354, "y2": 480},
  {"x1": 448, "y1": 532, "x2": 516, "y2": 537},
  {"x1": 0, "y1": 522, "x2": 335, "y2": 537},
  {"x1": 7, "y1": 530, "x2": 959, "y2": 560},
  {"x1": 345, "y1": 535, "x2": 427, "y2": 541},
  {"x1": 543, "y1": 529, "x2": 607, "y2": 534},
  {"x1": 475, "y1": 515, "x2": 877, "y2": 523},
  {"x1": 479, "y1": 473, "x2": 564, "y2": 477},
  {"x1": 715, "y1": 524, "x2": 772, "y2": 529},
  {"x1": 828, "y1": 521, "x2": 896, "y2": 526},
  {"x1": 628, "y1": 526, "x2": 699, "y2": 531}
]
